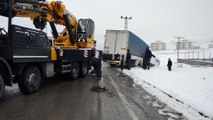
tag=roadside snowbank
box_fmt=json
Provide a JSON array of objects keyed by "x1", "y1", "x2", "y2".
[{"x1": 123, "y1": 51, "x2": 213, "y2": 120}]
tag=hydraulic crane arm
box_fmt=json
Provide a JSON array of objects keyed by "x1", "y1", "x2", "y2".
[
  {"x1": 13, "y1": 0, "x2": 78, "y2": 47},
  {"x1": 0, "y1": 0, "x2": 96, "y2": 48}
]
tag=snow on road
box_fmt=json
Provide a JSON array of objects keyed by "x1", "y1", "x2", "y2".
[{"x1": 123, "y1": 50, "x2": 213, "y2": 120}]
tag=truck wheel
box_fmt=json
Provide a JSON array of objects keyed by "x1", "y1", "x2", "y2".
[
  {"x1": 18, "y1": 66, "x2": 41, "y2": 94},
  {"x1": 0, "y1": 74, "x2": 5, "y2": 100},
  {"x1": 70, "y1": 62, "x2": 79, "y2": 80},
  {"x1": 79, "y1": 62, "x2": 88, "y2": 77},
  {"x1": 110, "y1": 64, "x2": 116, "y2": 67}
]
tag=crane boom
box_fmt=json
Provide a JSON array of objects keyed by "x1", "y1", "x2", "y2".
[{"x1": 0, "y1": 0, "x2": 96, "y2": 48}]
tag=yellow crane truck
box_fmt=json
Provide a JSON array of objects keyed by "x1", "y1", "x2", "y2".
[{"x1": 0, "y1": 0, "x2": 102, "y2": 99}]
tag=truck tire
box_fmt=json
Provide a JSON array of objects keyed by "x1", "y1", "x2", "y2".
[
  {"x1": 70, "y1": 62, "x2": 79, "y2": 80},
  {"x1": 110, "y1": 64, "x2": 116, "y2": 67},
  {"x1": 0, "y1": 74, "x2": 5, "y2": 100},
  {"x1": 18, "y1": 66, "x2": 41, "y2": 94},
  {"x1": 79, "y1": 62, "x2": 88, "y2": 77}
]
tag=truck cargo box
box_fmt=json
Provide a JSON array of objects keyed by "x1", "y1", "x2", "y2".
[
  {"x1": 103, "y1": 30, "x2": 148, "y2": 66},
  {"x1": 104, "y1": 30, "x2": 148, "y2": 58}
]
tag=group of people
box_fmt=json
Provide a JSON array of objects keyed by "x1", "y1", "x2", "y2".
[
  {"x1": 89, "y1": 46, "x2": 172, "y2": 92},
  {"x1": 125, "y1": 47, "x2": 173, "y2": 71}
]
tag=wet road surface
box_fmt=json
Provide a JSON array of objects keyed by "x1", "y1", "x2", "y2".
[{"x1": 0, "y1": 63, "x2": 185, "y2": 120}]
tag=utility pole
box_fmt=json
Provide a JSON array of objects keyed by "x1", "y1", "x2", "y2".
[
  {"x1": 121, "y1": 16, "x2": 132, "y2": 30},
  {"x1": 174, "y1": 36, "x2": 184, "y2": 65}
]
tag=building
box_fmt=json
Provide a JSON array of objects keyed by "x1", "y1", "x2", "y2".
[
  {"x1": 177, "y1": 40, "x2": 192, "y2": 50},
  {"x1": 192, "y1": 42, "x2": 200, "y2": 49},
  {"x1": 208, "y1": 44, "x2": 213, "y2": 48},
  {"x1": 192, "y1": 46, "x2": 200, "y2": 49},
  {"x1": 151, "y1": 40, "x2": 166, "y2": 51}
]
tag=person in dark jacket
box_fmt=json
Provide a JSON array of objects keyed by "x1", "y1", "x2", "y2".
[
  {"x1": 126, "y1": 49, "x2": 131, "y2": 70},
  {"x1": 167, "y1": 58, "x2": 172, "y2": 71},
  {"x1": 143, "y1": 47, "x2": 155, "y2": 70}
]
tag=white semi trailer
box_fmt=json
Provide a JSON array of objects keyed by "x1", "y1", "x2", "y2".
[{"x1": 103, "y1": 30, "x2": 149, "y2": 67}]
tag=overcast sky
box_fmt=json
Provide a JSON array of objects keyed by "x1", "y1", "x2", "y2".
[{"x1": 1, "y1": 0, "x2": 213, "y2": 50}]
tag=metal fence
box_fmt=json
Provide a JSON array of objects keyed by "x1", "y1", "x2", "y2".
[{"x1": 179, "y1": 49, "x2": 213, "y2": 62}]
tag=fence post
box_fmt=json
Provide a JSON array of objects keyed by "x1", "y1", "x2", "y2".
[
  {"x1": 188, "y1": 52, "x2": 189, "y2": 59},
  {"x1": 185, "y1": 52, "x2": 186, "y2": 59},
  {"x1": 203, "y1": 52, "x2": 205, "y2": 61},
  {"x1": 193, "y1": 51, "x2": 194, "y2": 59},
  {"x1": 198, "y1": 51, "x2": 199, "y2": 60}
]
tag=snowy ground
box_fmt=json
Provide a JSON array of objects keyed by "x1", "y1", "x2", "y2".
[{"x1": 123, "y1": 50, "x2": 213, "y2": 120}]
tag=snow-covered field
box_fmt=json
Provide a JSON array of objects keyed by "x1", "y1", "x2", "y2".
[{"x1": 123, "y1": 50, "x2": 213, "y2": 120}]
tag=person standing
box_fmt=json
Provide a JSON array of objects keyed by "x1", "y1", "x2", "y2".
[
  {"x1": 143, "y1": 47, "x2": 149, "y2": 69},
  {"x1": 143, "y1": 47, "x2": 155, "y2": 70},
  {"x1": 90, "y1": 46, "x2": 107, "y2": 92},
  {"x1": 167, "y1": 58, "x2": 172, "y2": 71},
  {"x1": 126, "y1": 49, "x2": 131, "y2": 70}
]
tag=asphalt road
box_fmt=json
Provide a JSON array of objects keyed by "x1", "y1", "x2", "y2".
[{"x1": 0, "y1": 63, "x2": 186, "y2": 120}]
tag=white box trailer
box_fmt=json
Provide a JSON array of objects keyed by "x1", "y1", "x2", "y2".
[{"x1": 103, "y1": 30, "x2": 148, "y2": 66}]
